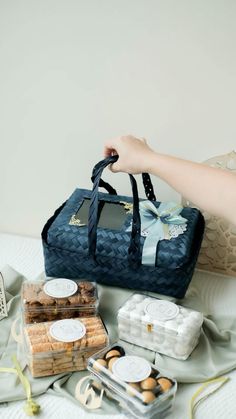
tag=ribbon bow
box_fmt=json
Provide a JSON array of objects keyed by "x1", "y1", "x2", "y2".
[{"x1": 127, "y1": 200, "x2": 187, "y2": 266}]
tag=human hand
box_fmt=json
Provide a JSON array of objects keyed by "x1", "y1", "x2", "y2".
[{"x1": 104, "y1": 135, "x2": 154, "y2": 174}]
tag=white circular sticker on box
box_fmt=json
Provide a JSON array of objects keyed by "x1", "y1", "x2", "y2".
[
  {"x1": 43, "y1": 278, "x2": 78, "y2": 298},
  {"x1": 112, "y1": 356, "x2": 151, "y2": 383},
  {"x1": 49, "y1": 319, "x2": 86, "y2": 342},
  {"x1": 144, "y1": 300, "x2": 179, "y2": 321}
]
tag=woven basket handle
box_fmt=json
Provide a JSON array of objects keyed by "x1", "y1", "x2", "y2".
[
  {"x1": 88, "y1": 155, "x2": 142, "y2": 268},
  {"x1": 91, "y1": 165, "x2": 156, "y2": 201}
]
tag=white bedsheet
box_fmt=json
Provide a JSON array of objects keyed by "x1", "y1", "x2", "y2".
[{"x1": 0, "y1": 232, "x2": 235, "y2": 419}]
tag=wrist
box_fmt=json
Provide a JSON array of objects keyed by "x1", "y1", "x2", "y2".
[{"x1": 145, "y1": 151, "x2": 162, "y2": 175}]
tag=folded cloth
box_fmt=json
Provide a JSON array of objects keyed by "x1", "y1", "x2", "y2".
[{"x1": 1, "y1": 265, "x2": 236, "y2": 415}]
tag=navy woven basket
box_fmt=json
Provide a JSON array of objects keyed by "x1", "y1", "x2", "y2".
[{"x1": 42, "y1": 156, "x2": 205, "y2": 299}]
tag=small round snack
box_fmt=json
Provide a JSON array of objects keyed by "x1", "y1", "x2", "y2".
[
  {"x1": 108, "y1": 357, "x2": 120, "y2": 371},
  {"x1": 126, "y1": 382, "x2": 141, "y2": 396},
  {"x1": 114, "y1": 345, "x2": 126, "y2": 356},
  {"x1": 68, "y1": 295, "x2": 82, "y2": 305},
  {"x1": 37, "y1": 292, "x2": 54, "y2": 306},
  {"x1": 157, "y1": 377, "x2": 173, "y2": 392},
  {"x1": 79, "y1": 281, "x2": 94, "y2": 292},
  {"x1": 56, "y1": 297, "x2": 69, "y2": 306},
  {"x1": 93, "y1": 359, "x2": 107, "y2": 371},
  {"x1": 105, "y1": 349, "x2": 121, "y2": 360},
  {"x1": 140, "y1": 377, "x2": 157, "y2": 390},
  {"x1": 142, "y1": 391, "x2": 156, "y2": 404}
]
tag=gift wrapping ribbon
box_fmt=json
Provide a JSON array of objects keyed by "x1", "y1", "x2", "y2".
[
  {"x1": 127, "y1": 201, "x2": 187, "y2": 266},
  {"x1": 0, "y1": 355, "x2": 41, "y2": 416},
  {"x1": 189, "y1": 376, "x2": 229, "y2": 419}
]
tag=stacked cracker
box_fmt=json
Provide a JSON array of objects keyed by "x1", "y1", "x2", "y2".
[
  {"x1": 21, "y1": 280, "x2": 108, "y2": 378},
  {"x1": 24, "y1": 317, "x2": 108, "y2": 377}
]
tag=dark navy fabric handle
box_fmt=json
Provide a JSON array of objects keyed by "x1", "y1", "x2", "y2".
[
  {"x1": 91, "y1": 158, "x2": 156, "y2": 201},
  {"x1": 88, "y1": 156, "x2": 142, "y2": 268}
]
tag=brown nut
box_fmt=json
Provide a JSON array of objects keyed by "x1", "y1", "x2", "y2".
[
  {"x1": 105, "y1": 349, "x2": 121, "y2": 360},
  {"x1": 108, "y1": 357, "x2": 120, "y2": 371},
  {"x1": 142, "y1": 391, "x2": 156, "y2": 404},
  {"x1": 126, "y1": 382, "x2": 141, "y2": 396},
  {"x1": 140, "y1": 377, "x2": 157, "y2": 391},
  {"x1": 157, "y1": 377, "x2": 172, "y2": 392},
  {"x1": 93, "y1": 359, "x2": 107, "y2": 371}
]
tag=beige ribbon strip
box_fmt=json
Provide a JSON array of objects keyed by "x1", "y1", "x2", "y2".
[{"x1": 189, "y1": 376, "x2": 229, "y2": 419}]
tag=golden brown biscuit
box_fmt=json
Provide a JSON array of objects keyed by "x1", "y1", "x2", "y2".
[{"x1": 22, "y1": 281, "x2": 97, "y2": 324}]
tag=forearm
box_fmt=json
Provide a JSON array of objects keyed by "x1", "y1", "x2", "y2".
[
  {"x1": 104, "y1": 135, "x2": 236, "y2": 225},
  {"x1": 148, "y1": 152, "x2": 236, "y2": 225}
]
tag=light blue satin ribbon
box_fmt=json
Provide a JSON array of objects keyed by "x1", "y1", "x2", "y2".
[{"x1": 127, "y1": 201, "x2": 187, "y2": 266}]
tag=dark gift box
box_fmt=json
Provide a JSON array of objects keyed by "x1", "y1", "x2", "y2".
[{"x1": 42, "y1": 156, "x2": 204, "y2": 298}]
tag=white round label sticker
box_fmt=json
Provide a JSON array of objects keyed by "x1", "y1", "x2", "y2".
[
  {"x1": 43, "y1": 278, "x2": 78, "y2": 298},
  {"x1": 112, "y1": 356, "x2": 151, "y2": 383},
  {"x1": 49, "y1": 319, "x2": 86, "y2": 342},
  {"x1": 144, "y1": 300, "x2": 179, "y2": 321}
]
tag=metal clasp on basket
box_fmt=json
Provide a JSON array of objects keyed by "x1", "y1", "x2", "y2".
[{"x1": 146, "y1": 323, "x2": 153, "y2": 333}]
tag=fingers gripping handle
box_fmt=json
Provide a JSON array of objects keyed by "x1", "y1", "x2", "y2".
[
  {"x1": 91, "y1": 157, "x2": 156, "y2": 201},
  {"x1": 88, "y1": 156, "x2": 141, "y2": 267}
]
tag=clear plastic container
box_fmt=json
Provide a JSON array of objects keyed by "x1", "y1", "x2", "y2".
[
  {"x1": 117, "y1": 293, "x2": 203, "y2": 360},
  {"x1": 23, "y1": 316, "x2": 108, "y2": 377},
  {"x1": 87, "y1": 343, "x2": 177, "y2": 419},
  {"x1": 21, "y1": 279, "x2": 98, "y2": 323}
]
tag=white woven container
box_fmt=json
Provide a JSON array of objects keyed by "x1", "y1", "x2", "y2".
[{"x1": 118, "y1": 293, "x2": 203, "y2": 360}]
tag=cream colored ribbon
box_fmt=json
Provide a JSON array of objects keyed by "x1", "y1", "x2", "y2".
[
  {"x1": 0, "y1": 355, "x2": 41, "y2": 416},
  {"x1": 189, "y1": 376, "x2": 229, "y2": 419},
  {"x1": 126, "y1": 200, "x2": 187, "y2": 265}
]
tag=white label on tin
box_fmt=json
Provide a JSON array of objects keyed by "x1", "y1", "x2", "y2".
[
  {"x1": 49, "y1": 319, "x2": 86, "y2": 342},
  {"x1": 144, "y1": 300, "x2": 179, "y2": 321},
  {"x1": 43, "y1": 278, "x2": 78, "y2": 298},
  {"x1": 112, "y1": 356, "x2": 151, "y2": 383}
]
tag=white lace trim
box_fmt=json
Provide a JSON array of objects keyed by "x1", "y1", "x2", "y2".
[
  {"x1": 141, "y1": 223, "x2": 187, "y2": 239},
  {"x1": 169, "y1": 223, "x2": 187, "y2": 239}
]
